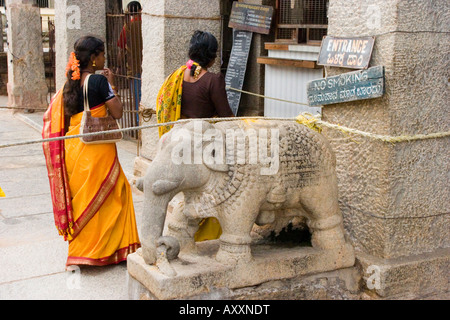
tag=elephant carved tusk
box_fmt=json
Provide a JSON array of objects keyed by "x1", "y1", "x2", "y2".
[{"x1": 152, "y1": 180, "x2": 180, "y2": 195}]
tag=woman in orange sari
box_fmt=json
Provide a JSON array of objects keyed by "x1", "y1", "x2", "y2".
[{"x1": 42, "y1": 36, "x2": 140, "y2": 267}]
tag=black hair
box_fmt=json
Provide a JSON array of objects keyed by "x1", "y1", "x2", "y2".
[
  {"x1": 188, "y1": 30, "x2": 218, "y2": 77},
  {"x1": 63, "y1": 36, "x2": 105, "y2": 118},
  {"x1": 127, "y1": 1, "x2": 142, "y2": 13}
]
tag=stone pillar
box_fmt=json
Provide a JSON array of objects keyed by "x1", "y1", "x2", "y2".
[
  {"x1": 135, "y1": 0, "x2": 223, "y2": 175},
  {"x1": 324, "y1": 0, "x2": 449, "y2": 299},
  {"x1": 6, "y1": 0, "x2": 48, "y2": 112},
  {"x1": 54, "y1": 0, "x2": 106, "y2": 90}
]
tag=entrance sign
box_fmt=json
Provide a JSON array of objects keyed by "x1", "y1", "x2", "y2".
[
  {"x1": 317, "y1": 36, "x2": 375, "y2": 69},
  {"x1": 228, "y1": 2, "x2": 274, "y2": 35},
  {"x1": 307, "y1": 66, "x2": 385, "y2": 106},
  {"x1": 225, "y1": 30, "x2": 253, "y2": 115}
]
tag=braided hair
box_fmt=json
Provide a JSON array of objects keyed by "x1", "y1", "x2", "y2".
[
  {"x1": 63, "y1": 36, "x2": 104, "y2": 117},
  {"x1": 188, "y1": 30, "x2": 218, "y2": 77}
]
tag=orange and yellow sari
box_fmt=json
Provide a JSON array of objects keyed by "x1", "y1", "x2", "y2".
[{"x1": 43, "y1": 90, "x2": 140, "y2": 266}]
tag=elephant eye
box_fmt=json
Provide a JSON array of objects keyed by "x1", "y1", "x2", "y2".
[{"x1": 211, "y1": 149, "x2": 216, "y2": 157}]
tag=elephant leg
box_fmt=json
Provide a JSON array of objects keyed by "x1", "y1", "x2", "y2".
[
  {"x1": 215, "y1": 207, "x2": 259, "y2": 264},
  {"x1": 299, "y1": 176, "x2": 346, "y2": 250}
]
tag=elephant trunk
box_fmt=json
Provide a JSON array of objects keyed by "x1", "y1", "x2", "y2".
[{"x1": 140, "y1": 181, "x2": 180, "y2": 265}]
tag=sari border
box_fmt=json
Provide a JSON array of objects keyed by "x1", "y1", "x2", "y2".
[
  {"x1": 42, "y1": 89, "x2": 74, "y2": 237},
  {"x1": 66, "y1": 243, "x2": 141, "y2": 267},
  {"x1": 70, "y1": 155, "x2": 121, "y2": 240}
]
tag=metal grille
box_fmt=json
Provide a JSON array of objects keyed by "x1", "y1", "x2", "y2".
[
  {"x1": 44, "y1": 17, "x2": 56, "y2": 96},
  {"x1": 276, "y1": 0, "x2": 328, "y2": 44},
  {"x1": 36, "y1": 0, "x2": 49, "y2": 8},
  {"x1": 39, "y1": 13, "x2": 56, "y2": 98},
  {"x1": 106, "y1": 12, "x2": 143, "y2": 140}
]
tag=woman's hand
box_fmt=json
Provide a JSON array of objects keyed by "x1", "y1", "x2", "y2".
[
  {"x1": 102, "y1": 68, "x2": 123, "y2": 119},
  {"x1": 101, "y1": 68, "x2": 115, "y2": 85}
]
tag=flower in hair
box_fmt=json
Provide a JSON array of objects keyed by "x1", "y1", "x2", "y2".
[
  {"x1": 66, "y1": 52, "x2": 81, "y2": 81},
  {"x1": 186, "y1": 59, "x2": 202, "y2": 79},
  {"x1": 186, "y1": 59, "x2": 195, "y2": 69}
]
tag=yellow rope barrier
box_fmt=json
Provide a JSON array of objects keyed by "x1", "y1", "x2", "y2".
[
  {"x1": 315, "y1": 117, "x2": 450, "y2": 143},
  {"x1": 0, "y1": 87, "x2": 448, "y2": 149},
  {"x1": 226, "y1": 87, "x2": 450, "y2": 143},
  {"x1": 1, "y1": 113, "x2": 448, "y2": 150}
]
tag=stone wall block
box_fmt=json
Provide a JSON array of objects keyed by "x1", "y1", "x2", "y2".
[{"x1": 6, "y1": 1, "x2": 48, "y2": 110}]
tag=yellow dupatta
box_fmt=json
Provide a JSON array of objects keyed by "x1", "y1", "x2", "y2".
[{"x1": 156, "y1": 65, "x2": 187, "y2": 137}]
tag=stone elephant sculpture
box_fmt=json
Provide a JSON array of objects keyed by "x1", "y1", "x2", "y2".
[{"x1": 137, "y1": 119, "x2": 349, "y2": 267}]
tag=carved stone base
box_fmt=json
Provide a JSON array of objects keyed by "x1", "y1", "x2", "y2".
[{"x1": 127, "y1": 241, "x2": 355, "y2": 300}]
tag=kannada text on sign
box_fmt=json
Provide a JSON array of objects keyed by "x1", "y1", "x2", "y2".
[
  {"x1": 317, "y1": 36, "x2": 375, "y2": 69},
  {"x1": 228, "y1": 2, "x2": 274, "y2": 35},
  {"x1": 307, "y1": 66, "x2": 385, "y2": 106}
]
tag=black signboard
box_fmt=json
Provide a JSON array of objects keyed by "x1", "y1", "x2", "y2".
[
  {"x1": 317, "y1": 36, "x2": 375, "y2": 69},
  {"x1": 307, "y1": 66, "x2": 385, "y2": 106},
  {"x1": 228, "y1": 2, "x2": 274, "y2": 35},
  {"x1": 225, "y1": 30, "x2": 253, "y2": 116}
]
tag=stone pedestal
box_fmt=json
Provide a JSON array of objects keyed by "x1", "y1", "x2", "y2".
[
  {"x1": 128, "y1": 241, "x2": 356, "y2": 300},
  {"x1": 54, "y1": 0, "x2": 106, "y2": 90},
  {"x1": 6, "y1": 0, "x2": 48, "y2": 112},
  {"x1": 323, "y1": 0, "x2": 449, "y2": 299}
]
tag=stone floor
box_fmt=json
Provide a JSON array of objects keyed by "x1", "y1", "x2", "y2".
[{"x1": 0, "y1": 101, "x2": 144, "y2": 300}]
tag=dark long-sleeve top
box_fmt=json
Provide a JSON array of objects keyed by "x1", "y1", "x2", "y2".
[{"x1": 181, "y1": 72, "x2": 234, "y2": 118}]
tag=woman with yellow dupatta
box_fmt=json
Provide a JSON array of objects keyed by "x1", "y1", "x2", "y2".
[
  {"x1": 42, "y1": 36, "x2": 140, "y2": 267},
  {"x1": 156, "y1": 30, "x2": 234, "y2": 242}
]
